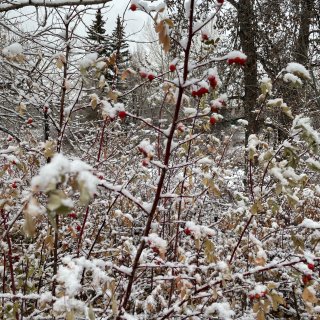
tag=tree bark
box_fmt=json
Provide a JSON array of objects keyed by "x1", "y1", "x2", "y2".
[
  {"x1": 237, "y1": 0, "x2": 259, "y2": 143},
  {"x1": 294, "y1": 0, "x2": 314, "y2": 65}
]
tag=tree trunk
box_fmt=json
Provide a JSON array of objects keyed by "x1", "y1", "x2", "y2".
[
  {"x1": 293, "y1": 0, "x2": 314, "y2": 65},
  {"x1": 237, "y1": 0, "x2": 259, "y2": 144}
]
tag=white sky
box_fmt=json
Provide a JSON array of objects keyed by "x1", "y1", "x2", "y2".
[
  {"x1": 5, "y1": 0, "x2": 150, "y2": 49},
  {"x1": 90, "y1": 0, "x2": 151, "y2": 50}
]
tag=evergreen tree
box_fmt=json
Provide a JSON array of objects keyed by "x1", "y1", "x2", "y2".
[
  {"x1": 105, "y1": 16, "x2": 130, "y2": 89},
  {"x1": 87, "y1": 9, "x2": 107, "y2": 54}
]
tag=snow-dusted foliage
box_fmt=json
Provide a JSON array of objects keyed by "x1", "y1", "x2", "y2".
[{"x1": 0, "y1": 0, "x2": 319, "y2": 319}]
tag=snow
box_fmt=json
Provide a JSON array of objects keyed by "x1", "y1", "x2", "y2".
[
  {"x1": 198, "y1": 80, "x2": 209, "y2": 89},
  {"x1": 56, "y1": 258, "x2": 83, "y2": 296},
  {"x1": 207, "y1": 67, "x2": 221, "y2": 86},
  {"x1": 146, "y1": 233, "x2": 167, "y2": 250},
  {"x1": 31, "y1": 154, "x2": 71, "y2": 192},
  {"x1": 283, "y1": 73, "x2": 303, "y2": 85},
  {"x1": 249, "y1": 284, "x2": 267, "y2": 296},
  {"x1": 205, "y1": 302, "x2": 235, "y2": 319},
  {"x1": 118, "y1": 265, "x2": 132, "y2": 275},
  {"x1": 216, "y1": 261, "x2": 228, "y2": 271},
  {"x1": 39, "y1": 292, "x2": 54, "y2": 304},
  {"x1": 292, "y1": 115, "x2": 320, "y2": 145},
  {"x1": 183, "y1": 107, "x2": 197, "y2": 115},
  {"x1": 184, "y1": 0, "x2": 195, "y2": 19},
  {"x1": 70, "y1": 159, "x2": 92, "y2": 172},
  {"x1": 101, "y1": 100, "x2": 117, "y2": 120},
  {"x1": 299, "y1": 218, "x2": 320, "y2": 229},
  {"x1": 123, "y1": 313, "x2": 138, "y2": 320},
  {"x1": 179, "y1": 37, "x2": 188, "y2": 50},
  {"x1": 2, "y1": 43, "x2": 23, "y2": 57},
  {"x1": 286, "y1": 62, "x2": 310, "y2": 80},
  {"x1": 53, "y1": 297, "x2": 85, "y2": 314},
  {"x1": 138, "y1": 139, "x2": 155, "y2": 157},
  {"x1": 237, "y1": 119, "x2": 248, "y2": 126},
  {"x1": 170, "y1": 57, "x2": 179, "y2": 66},
  {"x1": 306, "y1": 158, "x2": 320, "y2": 170},
  {"x1": 185, "y1": 221, "x2": 216, "y2": 239},
  {"x1": 79, "y1": 52, "x2": 98, "y2": 68},
  {"x1": 31, "y1": 154, "x2": 99, "y2": 203},
  {"x1": 267, "y1": 98, "x2": 283, "y2": 107},
  {"x1": 198, "y1": 157, "x2": 213, "y2": 165},
  {"x1": 260, "y1": 77, "x2": 272, "y2": 86},
  {"x1": 226, "y1": 50, "x2": 247, "y2": 60},
  {"x1": 77, "y1": 171, "x2": 99, "y2": 198},
  {"x1": 247, "y1": 134, "x2": 259, "y2": 153}
]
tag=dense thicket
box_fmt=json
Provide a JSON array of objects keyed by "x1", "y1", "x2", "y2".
[{"x1": 0, "y1": 1, "x2": 319, "y2": 319}]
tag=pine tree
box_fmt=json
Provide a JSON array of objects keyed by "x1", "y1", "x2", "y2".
[
  {"x1": 87, "y1": 9, "x2": 107, "y2": 54},
  {"x1": 105, "y1": 16, "x2": 130, "y2": 89}
]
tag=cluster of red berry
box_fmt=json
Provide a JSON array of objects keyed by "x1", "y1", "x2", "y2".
[
  {"x1": 249, "y1": 291, "x2": 267, "y2": 301},
  {"x1": 139, "y1": 71, "x2": 156, "y2": 81},
  {"x1": 227, "y1": 57, "x2": 247, "y2": 65},
  {"x1": 208, "y1": 75, "x2": 218, "y2": 89},
  {"x1": 302, "y1": 263, "x2": 315, "y2": 284},
  {"x1": 191, "y1": 87, "x2": 209, "y2": 97}
]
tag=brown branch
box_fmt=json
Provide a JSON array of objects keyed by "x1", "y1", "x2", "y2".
[{"x1": 0, "y1": 0, "x2": 112, "y2": 13}]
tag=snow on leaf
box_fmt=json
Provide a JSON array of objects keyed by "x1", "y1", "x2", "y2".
[
  {"x1": 286, "y1": 62, "x2": 310, "y2": 80},
  {"x1": 205, "y1": 302, "x2": 235, "y2": 319},
  {"x1": 3, "y1": 42, "x2": 23, "y2": 57},
  {"x1": 299, "y1": 218, "x2": 320, "y2": 229},
  {"x1": 283, "y1": 72, "x2": 303, "y2": 86},
  {"x1": 79, "y1": 52, "x2": 98, "y2": 69}
]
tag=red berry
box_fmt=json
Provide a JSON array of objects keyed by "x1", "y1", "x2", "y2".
[
  {"x1": 76, "y1": 225, "x2": 81, "y2": 232},
  {"x1": 118, "y1": 111, "x2": 127, "y2": 119},
  {"x1": 208, "y1": 75, "x2": 218, "y2": 89},
  {"x1": 11, "y1": 182, "x2": 17, "y2": 189},
  {"x1": 130, "y1": 3, "x2": 137, "y2": 11},
  {"x1": 152, "y1": 247, "x2": 160, "y2": 254},
  {"x1": 68, "y1": 213, "x2": 77, "y2": 219},
  {"x1": 302, "y1": 274, "x2": 312, "y2": 284},
  {"x1": 26, "y1": 118, "x2": 33, "y2": 125},
  {"x1": 138, "y1": 146, "x2": 148, "y2": 157},
  {"x1": 249, "y1": 294, "x2": 255, "y2": 301},
  {"x1": 201, "y1": 33, "x2": 209, "y2": 41},
  {"x1": 255, "y1": 293, "x2": 260, "y2": 299},
  {"x1": 169, "y1": 64, "x2": 176, "y2": 72},
  {"x1": 197, "y1": 87, "x2": 209, "y2": 96},
  {"x1": 260, "y1": 291, "x2": 267, "y2": 297},
  {"x1": 98, "y1": 175, "x2": 104, "y2": 180},
  {"x1": 307, "y1": 263, "x2": 315, "y2": 271},
  {"x1": 184, "y1": 228, "x2": 192, "y2": 235},
  {"x1": 142, "y1": 159, "x2": 149, "y2": 167},
  {"x1": 139, "y1": 71, "x2": 147, "y2": 78},
  {"x1": 192, "y1": 90, "x2": 198, "y2": 97},
  {"x1": 217, "y1": 0, "x2": 224, "y2": 4},
  {"x1": 43, "y1": 106, "x2": 48, "y2": 113},
  {"x1": 210, "y1": 117, "x2": 216, "y2": 125},
  {"x1": 227, "y1": 57, "x2": 246, "y2": 65},
  {"x1": 7, "y1": 136, "x2": 13, "y2": 142},
  {"x1": 148, "y1": 74, "x2": 155, "y2": 81},
  {"x1": 211, "y1": 106, "x2": 219, "y2": 113}
]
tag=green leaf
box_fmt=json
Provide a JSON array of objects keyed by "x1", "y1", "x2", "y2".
[{"x1": 88, "y1": 305, "x2": 96, "y2": 320}]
